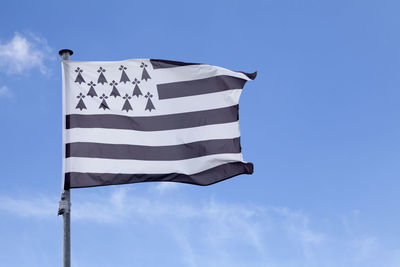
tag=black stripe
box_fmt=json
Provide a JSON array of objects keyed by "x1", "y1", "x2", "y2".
[
  {"x1": 64, "y1": 162, "x2": 254, "y2": 189},
  {"x1": 66, "y1": 105, "x2": 238, "y2": 131},
  {"x1": 157, "y1": 75, "x2": 247, "y2": 100},
  {"x1": 66, "y1": 138, "x2": 241, "y2": 161},
  {"x1": 150, "y1": 59, "x2": 201, "y2": 69}
]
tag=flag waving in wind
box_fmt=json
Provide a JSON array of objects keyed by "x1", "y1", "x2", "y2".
[{"x1": 62, "y1": 59, "x2": 256, "y2": 189}]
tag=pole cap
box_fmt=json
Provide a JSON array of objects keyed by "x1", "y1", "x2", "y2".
[{"x1": 58, "y1": 49, "x2": 74, "y2": 56}]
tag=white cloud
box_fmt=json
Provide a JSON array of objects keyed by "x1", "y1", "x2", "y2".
[
  {"x1": 0, "y1": 86, "x2": 12, "y2": 97},
  {"x1": 0, "y1": 194, "x2": 56, "y2": 218},
  {"x1": 150, "y1": 181, "x2": 181, "y2": 194},
  {"x1": 0, "y1": 32, "x2": 54, "y2": 75},
  {"x1": 0, "y1": 189, "x2": 399, "y2": 267},
  {"x1": 352, "y1": 236, "x2": 378, "y2": 263}
]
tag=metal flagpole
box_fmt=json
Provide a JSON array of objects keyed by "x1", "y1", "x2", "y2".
[{"x1": 58, "y1": 49, "x2": 73, "y2": 267}]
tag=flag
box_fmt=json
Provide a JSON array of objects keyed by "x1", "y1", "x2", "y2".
[{"x1": 62, "y1": 59, "x2": 256, "y2": 189}]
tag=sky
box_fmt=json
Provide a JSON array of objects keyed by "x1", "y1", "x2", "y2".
[{"x1": 0, "y1": 0, "x2": 400, "y2": 266}]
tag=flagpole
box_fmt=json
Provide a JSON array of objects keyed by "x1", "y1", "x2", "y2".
[{"x1": 58, "y1": 49, "x2": 73, "y2": 267}]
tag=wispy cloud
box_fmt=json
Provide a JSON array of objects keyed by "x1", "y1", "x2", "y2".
[
  {"x1": 0, "y1": 85, "x2": 12, "y2": 98},
  {"x1": 0, "y1": 187, "x2": 399, "y2": 267},
  {"x1": 150, "y1": 181, "x2": 181, "y2": 194},
  {"x1": 0, "y1": 32, "x2": 54, "y2": 75},
  {"x1": 0, "y1": 194, "x2": 57, "y2": 218}
]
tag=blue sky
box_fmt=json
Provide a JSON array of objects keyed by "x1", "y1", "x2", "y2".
[{"x1": 1, "y1": 0, "x2": 400, "y2": 266}]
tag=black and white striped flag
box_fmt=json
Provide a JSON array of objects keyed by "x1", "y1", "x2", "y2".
[{"x1": 62, "y1": 59, "x2": 256, "y2": 189}]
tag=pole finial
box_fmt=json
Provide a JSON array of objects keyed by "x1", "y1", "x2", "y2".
[{"x1": 58, "y1": 49, "x2": 74, "y2": 57}]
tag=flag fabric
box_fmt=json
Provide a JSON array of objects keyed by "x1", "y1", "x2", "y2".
[{"x1": 62, "y1": 59, "x2": 256, "y2": 189}]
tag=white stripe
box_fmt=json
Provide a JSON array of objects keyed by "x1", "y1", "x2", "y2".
[
  {"x1": 66, "y1": 122, "x2": 240, "y2": 146},
  {"x1": 152, "y1": 64, "x2": 252, "y2": 83},
  {"x1": 65, "y1": 153, "x2": 245, "y2": 175}
]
